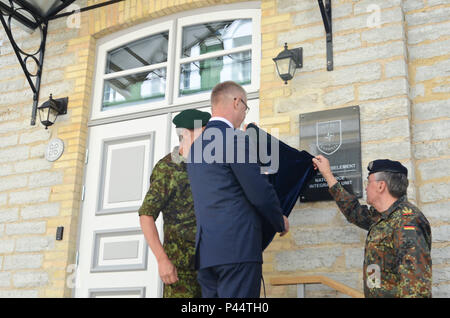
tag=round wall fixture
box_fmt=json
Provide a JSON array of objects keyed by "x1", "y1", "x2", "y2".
[{"x1": 45, "y1": 138, "x2": 64, "y2": 162}]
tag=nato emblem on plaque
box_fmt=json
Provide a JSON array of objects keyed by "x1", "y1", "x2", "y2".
[
  {"x1": 45, "y1": 138, "x2": 64, "y2": 162},
  {"x1": 316, "y1": 120, "x2": 342, "y2": 155}
]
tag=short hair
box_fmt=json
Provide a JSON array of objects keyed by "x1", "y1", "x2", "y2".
[
  {"x1": 211, "y1": 81, "x2": 246, "y2": 106},
  {"x1": 374, "y1": 171, "x2": 409, "y2": 198}
]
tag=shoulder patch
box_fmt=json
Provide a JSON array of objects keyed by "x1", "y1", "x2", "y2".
[
  {"x1": 402, "y1": 207, "x2": 414, "y2": 216},
  {"x1": 403, "y1": 225, "x2": 415, "y2": 231}
]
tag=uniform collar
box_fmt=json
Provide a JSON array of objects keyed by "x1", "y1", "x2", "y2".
[
  {"x1": 170, "y1": 146, "x2": 186, "y2": 164},
  {"x1": 380, "y1": 195, "x2": 407, "y2": 220}
]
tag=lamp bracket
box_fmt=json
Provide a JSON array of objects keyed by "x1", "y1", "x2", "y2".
[
  {"x1": 55, "y1": 97, "x2": 68, "y2": 115},
  {"x1": 291, "y1": 47, "x2": 303, "y2": 68},
  {"x1": 318, "y1": 0, "x2": 333, "y2": 71}
]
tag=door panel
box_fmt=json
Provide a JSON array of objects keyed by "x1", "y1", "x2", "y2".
[
  {"x1": 98, "y1": 134, "x2": 154, "y2": 214},
  {"x1": 91, "y1": 228, "x2": 147, "y2": 272}
]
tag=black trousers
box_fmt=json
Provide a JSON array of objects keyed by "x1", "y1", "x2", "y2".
[{"x1": 197, "y1": 262, "x2": 262, "y2": 298}]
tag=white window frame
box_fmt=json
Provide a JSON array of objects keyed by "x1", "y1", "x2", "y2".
[
  {"x1": 173, "y1": 9, "x2": 261, "y2": 106},
  {"x1": 91, "y1": 20, "x2": 175, "y2": 120},
  {"x1": 90, "y1": 5, "x2": 261, "y2": 122}
]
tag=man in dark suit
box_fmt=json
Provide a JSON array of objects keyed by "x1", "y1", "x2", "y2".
[{"x1": 187, "y1": 81, "x2": 289, "y2": 298}]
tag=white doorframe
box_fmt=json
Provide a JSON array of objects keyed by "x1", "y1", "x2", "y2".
[{"x1": 73, "y1": 3, "x2": 261, "y2": 298}]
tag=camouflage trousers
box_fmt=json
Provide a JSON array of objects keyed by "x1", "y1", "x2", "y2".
[{"x1": 163, "y1": 270, "x2": 202, "y2": 298}]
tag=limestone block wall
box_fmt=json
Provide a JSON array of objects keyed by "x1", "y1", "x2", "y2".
[
  {"x1": 260, "y1": 0, "x2": 450, "y2": 297},
  {"x1": 0, "y1": 0, "x2": 85, "y2": 296},
  {"x1": 405, "y1": 0, "x2": 450, "y2": 297}
]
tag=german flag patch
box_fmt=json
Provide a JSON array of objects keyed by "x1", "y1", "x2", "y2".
[{"x1": 403, "y1": 226, "x2": 415, "y2": 231}]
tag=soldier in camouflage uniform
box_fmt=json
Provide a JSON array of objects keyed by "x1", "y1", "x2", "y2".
[
  {"x1": 138, "y1": 109, "x2": 211, "y2": 298},
  {"x1": 313, "y1": 155, "x2": 432, "y2": 298}
]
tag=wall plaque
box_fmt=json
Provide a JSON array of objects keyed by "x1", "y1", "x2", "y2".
[
  {"x1": 45, "y1": 138, "x2": 64, "y2": 162},
  {"x1": 299, "y1": 106, "x2": 362, "y2": 202}
]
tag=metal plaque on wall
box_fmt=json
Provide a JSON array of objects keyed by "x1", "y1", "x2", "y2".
[{"x1": 299, "y1": 106, "x2": 362, "y2": 202}]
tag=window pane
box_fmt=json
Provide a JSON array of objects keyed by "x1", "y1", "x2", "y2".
[
  {"x1": 105, "y1": 32, "x2": 169, "y2": 74},
  {"x1": 179, "y1": 51, "x2": 251, "y2": 96},
  {"x1": 181, "y1": 19, "x2": 252, "y2": 59},
  {"x1": 102, "y1": 68, "x2": 166, "y2": 110}
]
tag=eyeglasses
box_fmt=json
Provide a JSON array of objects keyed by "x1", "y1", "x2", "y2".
[
  {"x1": 363, "y1": 178, "x2": 383, "y2": 188},
  {"x1": 234, "y1": 97, "x2": 249, "y2": 114}
]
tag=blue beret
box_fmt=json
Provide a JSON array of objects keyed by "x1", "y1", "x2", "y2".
[
  {"x1": 367, "y1": 159, "x2": 408, "y2": 177},
  {"x1": 172, "y1": 109, "x2": 211, "y2": 129}
]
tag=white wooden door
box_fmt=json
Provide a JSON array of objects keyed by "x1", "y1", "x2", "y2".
[{"x1": 75, "y1": 115, "x2": 169, "y2": 298}]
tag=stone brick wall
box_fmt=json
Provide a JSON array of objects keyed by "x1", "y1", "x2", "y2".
[
  {"x1": 261, "y1": 0, "x2": 450, "y2": 297},
  {"x1": 405, "y1": 0, "x2": 450, "y2": 297},
  {"x1": 0, "y1": 0, "x2": 83, "y2": 295}
]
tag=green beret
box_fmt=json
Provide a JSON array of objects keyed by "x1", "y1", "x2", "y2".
[
  {"x1": 172, "y1": 109, "x2": 211, "y2": 129},
  {"x1": 368, "y1": 159, "x2": 408, "y2": 177}
]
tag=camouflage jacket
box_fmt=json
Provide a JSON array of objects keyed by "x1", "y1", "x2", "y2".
[
  {"x1": 329, "y1": 182, "x2": 432, "y2": 298},
  {"x1": 138, "y1": 147, "x2": 196, "y2": 272}
]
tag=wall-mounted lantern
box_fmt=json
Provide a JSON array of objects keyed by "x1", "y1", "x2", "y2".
[
  {"x1": 38, "y1": 94, "x2": 68, "y2": 129},
  {"x1": 273, "y1": 43, "x2": 303, "y2": 84}
]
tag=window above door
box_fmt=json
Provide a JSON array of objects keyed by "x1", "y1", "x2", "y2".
[
  {"x1": 178, "y1": 18, "x2": 252, "y2": 97},
  {"x1": 91, "y1": 6, "x2": 261, "y2": 121}
]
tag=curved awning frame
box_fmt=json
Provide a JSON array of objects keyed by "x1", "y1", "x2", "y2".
[{"x1": 0, "y1": 0, "x2": 124, "y2": 125}]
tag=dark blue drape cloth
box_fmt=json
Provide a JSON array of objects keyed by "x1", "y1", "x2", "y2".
[{"x1": 246, "y1": 124, "x2": 316, "y2": 250}]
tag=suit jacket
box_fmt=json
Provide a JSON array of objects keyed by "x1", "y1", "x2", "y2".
[{"x1": 187, "y1": 120, "x2": 285, "y2": 270}]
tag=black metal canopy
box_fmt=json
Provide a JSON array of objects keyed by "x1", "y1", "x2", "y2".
[
  {"x1": 0, "y1": 0, "x2": 123, "y2": 126},
  {"x1": 0, "y1": 0, "x2": 76, "y2": 30}
]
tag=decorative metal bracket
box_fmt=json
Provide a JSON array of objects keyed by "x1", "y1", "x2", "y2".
[
  {"x1": 0, "y1": 0, "x2": 123, "y2": 126},
  {"x1": 0, "y1": 1, "x2": 48, "y2": 125},
  {"x1": 318, "y1": 0, "x2": 333, "y2": 71}
]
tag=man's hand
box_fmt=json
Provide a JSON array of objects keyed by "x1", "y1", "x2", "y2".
[
  {"x1": 312, "y1": 155, "x2": 338, "y2": 188},
  {"x1": 280, "y1": 215, "x2": 289, "y2": 237},
  {"x1": 140, "y1": 215, "x2": 179, "y2": 285},
  {"x1": 158, "y1": 257, "x2": 178, "y2": 285},
  {"x1": 312, "y1": 155, "x2": 332, "y2": 174}
]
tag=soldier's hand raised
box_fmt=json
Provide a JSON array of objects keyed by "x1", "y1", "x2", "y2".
[
  {"x1": 312, "y1": 155, "x2": 331, "y2": 174},
  {"x1": 312, "y1": 155, "x2": 338, "y2": 188}
]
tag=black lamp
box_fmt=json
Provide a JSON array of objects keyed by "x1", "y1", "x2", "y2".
[
  {"x1": 273, "y1": 43, "x2": 303, "y2": 84},
  {"x1": 38, "y1": 94, "x2": 68, "y2": 129}
]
